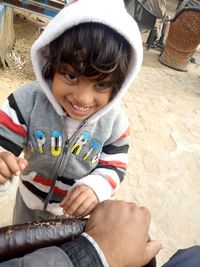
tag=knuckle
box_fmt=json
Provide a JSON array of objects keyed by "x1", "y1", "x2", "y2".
[
  {"x1": 91, "y1": 198, "x2": 98, "y2": 206},
  {"x1": 140, "y1": 206, "x2": 151, "y2": 222},
  {"x1": 74, "y1": 186, "x2": 83, "y2": 194},
  {"x1": 141, "y1": 206, "x2": 150, "y2": 216}
]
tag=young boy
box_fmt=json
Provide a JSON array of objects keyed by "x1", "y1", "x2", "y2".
[{"x1": 0, "y1": 0, "x2": 143, "y2": 224}]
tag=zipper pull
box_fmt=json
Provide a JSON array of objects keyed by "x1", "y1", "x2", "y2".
[
  {"x1": 81, "y1": 121, "x2": 87, "y2": 127},
  {"x1": 63, "y1": 140, "x2": 69, "y2": 153},
  {"x1": 65, "y1": 140, "x2": 69, "y2": 145}
]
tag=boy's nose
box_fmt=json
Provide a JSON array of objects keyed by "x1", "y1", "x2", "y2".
[{"x1": 73, "y1": 85, "x2": 94, "y2": 106}]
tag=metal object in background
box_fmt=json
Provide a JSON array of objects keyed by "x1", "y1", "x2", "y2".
[
  {"x1": 0, "y1": 4, "x2": 15, "y2": 69},
  {"x1": 0, "y1": 0, "x2": 65, "y2": 18}
]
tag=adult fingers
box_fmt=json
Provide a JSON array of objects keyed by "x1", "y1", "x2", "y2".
[
  {"x1": 129, "y1": 204, "x2": 151, "y2": 235},
  {"x1": 139, "y1": 206, "x2": 151, "y2": 221},
  {"x1": 142, "y1": 240, "x2": 163, "y2": 266}
]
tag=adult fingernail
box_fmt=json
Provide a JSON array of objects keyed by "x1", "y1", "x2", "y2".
[{"x1": 15, "y1": 171, "x2": 20, "y2": 176}]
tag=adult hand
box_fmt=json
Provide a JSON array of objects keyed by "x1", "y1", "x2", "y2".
[
  {"x1": 60, "y1": 185, "x2": 99, "y2": 218},
  {"x1": 0, "y1": 151, "x2": 28, "y2": 184},
  {"x1": 85, "y1": 200, "x2": 163, "y2": 267}
]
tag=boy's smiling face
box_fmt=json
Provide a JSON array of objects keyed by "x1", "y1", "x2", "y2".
[
  {"x1": 43, "y1": 23, "x2": 132, "y2": 119},
  {"x1": 52, "y1": 69, "x2": 114, "y2": 121}
]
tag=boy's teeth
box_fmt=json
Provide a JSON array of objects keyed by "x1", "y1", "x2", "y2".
[{"x1": 72, "y1": 103, "x2": 90, "y2": 112}]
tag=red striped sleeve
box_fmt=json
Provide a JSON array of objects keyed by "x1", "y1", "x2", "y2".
[
  {"x1": 105, "y1": 174, "x2": 117, "y2": 189},
  {"x1": 0, "y1": 110, "x2": 27, "y2": 138},
  {"x1": 115, "y1": 127, "x2": 130, "y2": 142},
  {"x1": 33, "y1": 175, "x2": 53, "y2": 186},
  {"x1": 33, "y1": 175, "x2": 68, "y2": 196},
  {"x1": 53, "y1": 187, "x2": 68, "y2": 196},
  {"x1": 99, "y1": 159, "x2": 127, "y2": 169}
]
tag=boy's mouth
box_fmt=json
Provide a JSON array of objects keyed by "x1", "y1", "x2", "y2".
[{"x1": 69, "y1": 101, "x2": 94, "y2": 113}]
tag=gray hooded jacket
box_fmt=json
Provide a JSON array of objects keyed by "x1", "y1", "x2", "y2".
[{"x1": 0, "y1": 0, "x2": 143, "y2": 215}]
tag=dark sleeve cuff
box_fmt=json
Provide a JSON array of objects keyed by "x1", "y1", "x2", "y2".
[{"x1": 60, "y1": 235, "x2": 104, "y2": 267}]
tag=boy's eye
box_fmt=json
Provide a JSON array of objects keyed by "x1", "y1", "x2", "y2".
[
  {"x1": 95, "y1": 82, "x2": 111, "y2": 90},
  {"x1": 65, "y1": 74, "x2": 78, "y2": 82}
]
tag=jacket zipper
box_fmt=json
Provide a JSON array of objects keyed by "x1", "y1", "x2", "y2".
[{"x1": 43, "y1": 120, "x2": 87, "y2": 210}]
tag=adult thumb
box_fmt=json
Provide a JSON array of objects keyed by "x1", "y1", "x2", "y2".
[{"x1": 143, "y1": 240, "x2": 163, "y2": 265}]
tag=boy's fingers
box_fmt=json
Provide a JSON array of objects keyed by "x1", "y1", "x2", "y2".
[
  {"x1": 0, "y1": 157, "x2": 14, "y2": 178},
  {"x1": 0, "y1": 152, "x2": 20, "y2": 176},
  {"x1": 0, "y1": 153, "x2": 28, "y2": 177},
  {"x1": 17, "y1": 158, "x2": 28, "y2": 172},
  {"x1": 63, "y1": 192, "x2": 87, "y2": 215},
  {"x1": 60, "y1": 187, "x2": 81, "y2": 208},
  {"x1": 60, "y1": 190, "x2": 73, "y2": 206},
  {"x1": 143, "y1": 240, "x2": 163, "y2": 265},
  {"x1": 74, "y1": 198, "x2": 97, "y2": 217}
]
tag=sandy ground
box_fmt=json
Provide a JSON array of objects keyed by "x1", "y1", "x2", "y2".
[{"x1": 0, "y1": 7, "x2": 200, "y2": 267}]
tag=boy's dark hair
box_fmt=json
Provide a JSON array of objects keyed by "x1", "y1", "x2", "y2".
[{"x1": 42, "y1": 22, "x2": 132, "y2": 96}]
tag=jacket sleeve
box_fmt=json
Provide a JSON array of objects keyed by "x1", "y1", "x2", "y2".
[
  {"x1": 0, "y1": 246, "x2": 73, "y2": 267},
  {"x1": 0, "y1": 236, "x2": 106, "y2": 267},
  {"x1": 0, "y1": 93, "x2": 27, "y2": 195},
  {"x1": 0, "y1": 93, "x2": 27, "y2": 156},
  {"x1": 60, "y1": 235, "x2": 107, "y2": 267},
  {"x1": 74, "y1": 114, "x2": 130, "y2": 202}
]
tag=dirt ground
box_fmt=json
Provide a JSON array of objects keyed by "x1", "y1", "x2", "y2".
[
  {"x1": 0, "y1": 8, "x2": 200, "y2": 267},
  {"x1": 0, "y1": 12, "x2": 47, "y2": 93}
]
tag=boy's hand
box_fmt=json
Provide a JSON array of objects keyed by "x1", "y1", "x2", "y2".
[
  {"x1": 0, "y1": 151, "x2": 28, "y2": 184},
  {"x1": 60, "y1": 185, "x2": 99, "y2": 218}
]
